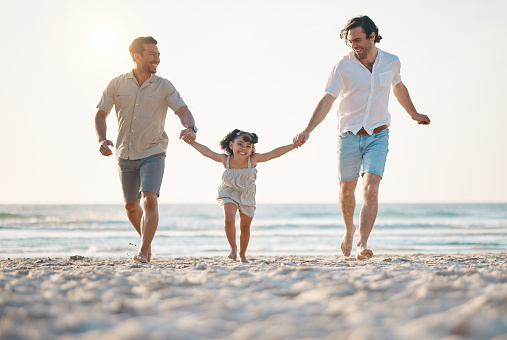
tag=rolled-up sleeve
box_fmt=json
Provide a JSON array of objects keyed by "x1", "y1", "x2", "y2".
[
  {"x1": 325, "y1": 64, "x2": 343, "y2": 98},
  {"x1": 96, "y1": 78, "x2": 116, "y2": 114},
  {"x1": 163, "y1": 79, "x2": 186, "y2": 112},
  {"x1": 392, "y1": 57, "x2": 402, "y2": 86}
]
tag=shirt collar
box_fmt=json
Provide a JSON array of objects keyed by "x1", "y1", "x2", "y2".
[{"x1": 126, "y1": 70, "x2": 156, "y2": 84}]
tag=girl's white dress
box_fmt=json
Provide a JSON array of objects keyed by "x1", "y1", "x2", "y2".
[{"x1": 217, "y1": 155, "x2": 257, "y2": 217}]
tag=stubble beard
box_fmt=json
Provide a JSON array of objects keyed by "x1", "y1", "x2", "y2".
[
  {"x1": 145, "y1": 63, "x2": 158, "y2": 74},
  {"x1": 355, "y1": 41, "x2": 373, "y2": 60}
]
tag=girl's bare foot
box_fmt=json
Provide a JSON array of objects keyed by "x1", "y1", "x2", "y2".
[
  {"x1": 340, "y1": 225, "x2": 356, "y2": 257},
  {"x1": 239, "y1": 253, "x2": 249, "y2": 263},
  {"x1": 228, "y1": 248, "x2": 238, "y2": 261}
]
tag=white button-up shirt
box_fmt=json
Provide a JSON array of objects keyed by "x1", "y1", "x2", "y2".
[{"x1": 325, "y1": 48, "x2": 402, "y2": 135}]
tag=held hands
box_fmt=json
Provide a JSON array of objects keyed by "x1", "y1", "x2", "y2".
[
  {"x1": 413, "y1": 113, "x2": 431, "y2": 125},
  {"x1": 180, "y1": 128, "x2": 196, "y2": 145},
  {"x1": 99, "y1": 140, "x2": 114, "y2": 156},
  {"x1": 293, "y1": 130, "x2": 310, "y2": 148}
]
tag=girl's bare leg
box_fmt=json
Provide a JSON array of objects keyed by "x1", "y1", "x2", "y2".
[
  {"x1": 238, "y1": 210, "x2": 253, "y2": 263},
  {"x1": 223, "y1": 203, "x2": 238, "y2": 261}
]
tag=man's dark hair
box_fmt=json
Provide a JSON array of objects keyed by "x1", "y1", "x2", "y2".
[
  {"x1": 340, "y1": 16, "x2": 382, "y2": 45},
  {"x1": 129, "y1": 36, "x2": 158, "y2": 62}
]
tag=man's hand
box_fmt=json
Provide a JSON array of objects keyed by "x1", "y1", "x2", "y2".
[
  {"x1": 413, "y1": 113, "x2": 431, "y2": 125},
  {"x1": 180, "y1": 128, "x2": 196, "y2": 144},
  {"x1": 99, "y1": 140, "x2": 114, "y2": 156},
  {"x1": 293, "y1": 131, "x2": 310, "y2": 148}
]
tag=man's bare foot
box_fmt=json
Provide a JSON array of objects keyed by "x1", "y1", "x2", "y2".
[
  {"x1": 239, "y1": 254, "x2": 249, "y2": 264},
  {"x1": 228, "y1": 248, "x2": 238, "y2": 261},
  {"x1": 340, "y1": 225, "x2": 356, "y2": 257},
  {"x1": 147, "y1": 247, "x2": 152, "y2": 262},
  {"x1": 356, "y1": 244, "x2": 373, "y2": 261},
  {"x1": 133, "y1": 252, "x2": 149, "y2": 263}
]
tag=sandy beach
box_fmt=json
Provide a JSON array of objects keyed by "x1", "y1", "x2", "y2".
[{"x1": 1, "y1": 254, "x2": 506, "y2": 340}]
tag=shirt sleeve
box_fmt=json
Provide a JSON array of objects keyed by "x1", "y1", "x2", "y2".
[
  {"x1": 164, "y1": 80, "x2": 187, "y2": 112},
  {"x1": 96, "y1": 78, "x2": 116, "y2": 114},
  {"x1": 325, "y1": 64, "x2": 342, "y2": 98},
  {"x1": 392, "y1": 57, "x2": 402, "y2": 86}
]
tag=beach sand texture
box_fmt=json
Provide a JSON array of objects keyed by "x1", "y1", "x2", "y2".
[{"x1": 1, "y1": 254, "x2": 506, "y2": 340}]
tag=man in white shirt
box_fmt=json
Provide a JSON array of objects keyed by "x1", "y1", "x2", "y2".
[{"x1": 294, "y1": 16, "x2": 430, "y2": 260}]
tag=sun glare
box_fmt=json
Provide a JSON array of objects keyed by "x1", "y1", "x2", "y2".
[{"x1": 90, "y1": 26, "x2": 115, "y2": 51}]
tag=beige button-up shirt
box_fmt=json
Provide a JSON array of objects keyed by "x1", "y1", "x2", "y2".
[
  {"x1": 325, "y1": 48, "x2": 402, "y2": 135},
  {"x1": 97, "y1": 70, "x2": 186, "y2": 160}
]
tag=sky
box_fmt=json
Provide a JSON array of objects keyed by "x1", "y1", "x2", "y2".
[{"x1": 1, "y1": 0, "x2": 506, "y2": 204}]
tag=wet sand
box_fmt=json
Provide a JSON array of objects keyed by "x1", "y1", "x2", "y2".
[{"x1": 1, "y1": 254, "x2": 506, "y2": 339}]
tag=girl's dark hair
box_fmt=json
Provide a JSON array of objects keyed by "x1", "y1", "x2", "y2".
[
  {"x1": 219, "y1": 129, "x2": 259, "y2": 155},
  {"x1": 340, "y1": 15, "x2": 382, "y2": 45}
]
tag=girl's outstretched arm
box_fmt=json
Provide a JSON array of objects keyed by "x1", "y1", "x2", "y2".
[
  {"x1": 190, "y1": 141, "x2": 227, "y2": 164},
  {"x1": 251, "y1": 144, "x2": 296, "y2": 165}
]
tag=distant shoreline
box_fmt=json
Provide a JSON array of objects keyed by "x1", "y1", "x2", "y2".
[{"x1": 2, "y1": 203, "x2": 506, "y2": 259}]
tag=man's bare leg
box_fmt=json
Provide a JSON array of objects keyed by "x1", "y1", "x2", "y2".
[
  {"x1": 238, "y1": 210, "x2": 253, "y2": 263},
  {"x1": 339, "y1": 178, "x2": 358, "y2": 257},
  {"x1": 356, "y1": 173, "x2": 381, "y2": 260},
  {"x1": 125, "y1": 198, "x2": 152, "y2": 262},
  {"x1": 131, "y1": 192, "x2": 159, "y2": 263},
  {"x1": 223, "y1": 203, "x2": 238, "y2": 261}
]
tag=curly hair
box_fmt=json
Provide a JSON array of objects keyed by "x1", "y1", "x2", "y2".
[
  {"x1": 219, "y1": 129, "x2": 259, "y2": 155},
  {"x1": 340, "y1": 16, "x2": 382, "y2": 45},
  {"x1": 128, "y1": 36, "x2": 158, "y2": 62}
]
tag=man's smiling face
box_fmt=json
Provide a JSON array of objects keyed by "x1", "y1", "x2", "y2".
[
  {"x1": 347, "y1": 26, "x2": 374, "y2": 60},
  {"x1": 138, "y1": 43, "x2": 160, "y2": 74}
]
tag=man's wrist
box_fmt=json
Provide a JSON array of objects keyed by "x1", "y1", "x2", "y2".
[{"x1": 188, "y1": 126, "x2": 198, "y2": 133}]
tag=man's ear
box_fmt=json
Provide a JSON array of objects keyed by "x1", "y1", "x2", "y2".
[{"x1": 369, "y1": 32, "x2": 376, "y2": 41}]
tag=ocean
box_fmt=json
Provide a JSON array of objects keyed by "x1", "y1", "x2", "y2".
[{"x1": 0, "y1": 204, "x2": 506, "y2": 259}]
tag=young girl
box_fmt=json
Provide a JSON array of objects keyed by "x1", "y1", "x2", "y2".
[{"x1": 185, "y1": 129, "x2": 296, "y2": 263}]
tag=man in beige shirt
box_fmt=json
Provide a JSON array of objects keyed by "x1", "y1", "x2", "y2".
[{"x1": 95, "y1": 36, "x2": 197, "y2": 263}]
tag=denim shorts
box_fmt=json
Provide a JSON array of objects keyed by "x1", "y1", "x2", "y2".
[
  {"x1": 337, "y1": 128, "x2": 389, "y2": 182},
  {"x1": 118, "y1": 153, "x2": 166, "y2": 202}
]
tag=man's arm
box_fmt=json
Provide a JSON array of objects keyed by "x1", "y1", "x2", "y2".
[
  {"x1": 176, "y1": 106, "x2": 197, "y2": 144},
  {"x1": 95, "y1": 109, "x2": 114, "y2": 156},
  {"x1": 293, "y1": 93, "x2": 336, "y2": 147},
  {"x1": 392, "y1": 81, "x2": 430, "y2": 125}
]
